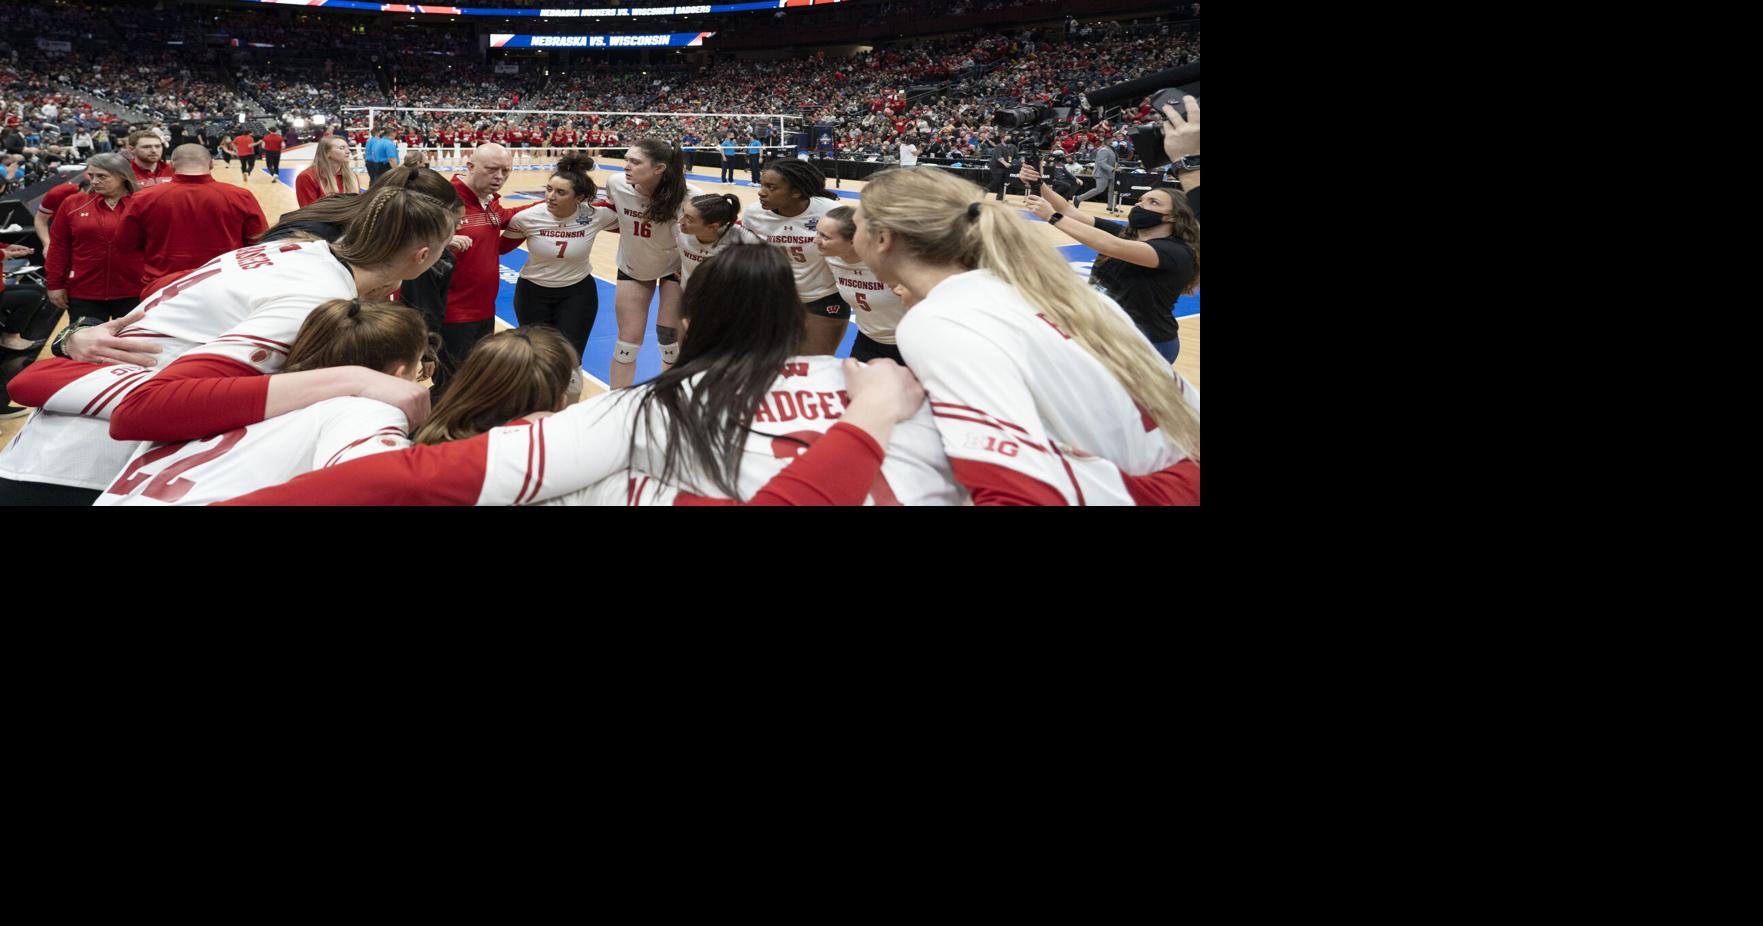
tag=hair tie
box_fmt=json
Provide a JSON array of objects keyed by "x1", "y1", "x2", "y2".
[
  {"x1": 347, "y1": 298, "x2": 361, "y2": 319},
  {"x1": 967, "y1": 202, "x2": 982, "y2": 221}
]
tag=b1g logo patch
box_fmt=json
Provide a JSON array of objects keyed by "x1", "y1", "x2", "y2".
[{"x1": 251, "y1": 349, "x2": 271, "y2": 364}]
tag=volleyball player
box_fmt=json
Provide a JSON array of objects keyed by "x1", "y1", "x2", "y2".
[
  {"x1": 850, "y1": 166, "x2": 1200, "y2": 505},
  {"x1": 218, "y1": 245, "x2": 955, "y2": 506},
  {"x1": 97, "y1": 298, "x2": 430, "y2": 506},
  {"x1": 411, "y1": 326, "x2": 578, "y2": 445},
  {"x1": 814, "y1": 205, "x2": 907, "y2": 364},
  {"x1": 676, "y1": 193, "x2": 761, "y2": 289},
  {"x1": 602, "y1": 138, "x2": 702, "y2": 388},
  {"x1": 742, "y1": 159, "x2": 846, "y2": 356},
  {"x1": 0, "y1": 188, "x2": 456, "y2": 504},
  {"x1": 499, "y1": 155, "x2": 616, "y2": 361}
]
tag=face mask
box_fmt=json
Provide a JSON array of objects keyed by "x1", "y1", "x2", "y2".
[{"x1": 1127, "y1": 206, "x2": 1166, "y2": 229}]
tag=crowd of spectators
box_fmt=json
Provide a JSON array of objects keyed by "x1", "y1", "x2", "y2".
[{"x1": 4, "y1": 0, "x2": 1196, "y2": 189}]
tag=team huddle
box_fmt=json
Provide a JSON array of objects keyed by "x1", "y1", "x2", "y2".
[{"x1": 0, "y1": 137, "x2": 1199, "y2": 505}]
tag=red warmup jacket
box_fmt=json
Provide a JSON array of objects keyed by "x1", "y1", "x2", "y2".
[
  {"x1": 114, "y1": 174, "x2": 267, "y2": 290},
  {"x1": 445, "y1": 175, "x2": 517, "y2": 325},
  {"x1": 45, "y1": 192, "x2": 145, "y2": 301}
]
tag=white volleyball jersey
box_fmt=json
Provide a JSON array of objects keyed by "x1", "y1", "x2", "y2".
[
  {"x1": 740, "y1": 197, "x2": 840, "y2": 300},
  {"x1": 826, "y1": 255, "x2": 907, "y2": 346},
  {"x1": 538, "y1": 472, "x2": 680, "y2": 507},
  {"x1": 96, "y1": 397, "x2": 410, "y2": 506},
  {"x1": 510, "y1": 203, "x2": 618, "y2": 287},
  {"x1": 0, "y1": 240, "x2": 357, "y2": 490},
  {"x1": 895, "y1": 269, "x2": 1200, "y2": 506},
  {"x1": 604, "y1": 172, "x2": 703, "y2": 280},
  {"x1": 478, "y1": 355, "x2": 962, "y2": 506},
  {"x1": 675, "y1": 223, "x2": 763, "y2": 289}
]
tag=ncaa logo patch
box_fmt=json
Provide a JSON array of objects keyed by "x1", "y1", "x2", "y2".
[{"x1": 804, "y1": 217, "x2": 819, "y2": 231}]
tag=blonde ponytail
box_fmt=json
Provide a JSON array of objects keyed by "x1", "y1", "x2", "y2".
[{"x1": 862, "y1": 167, "x2": 1199, "y2": 461}]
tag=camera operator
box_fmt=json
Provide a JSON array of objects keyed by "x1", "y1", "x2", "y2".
[
  {"x1": 1018, "y1": 96, "x2": 1200, "y2": 362},
  {"x1": 1022, "y1": 170, "x2": 1197, "y2": 363},
  {"x1": 1041, "y1": 151, "x2": 1079, "y2": 199},
  {"x1": 987, "y1": 132, "x2": 1018, "y2": 202}
]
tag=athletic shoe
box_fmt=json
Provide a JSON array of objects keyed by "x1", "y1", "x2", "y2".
[{"x1": 0, "y1": 405, "x2": 31, "y2": 420}]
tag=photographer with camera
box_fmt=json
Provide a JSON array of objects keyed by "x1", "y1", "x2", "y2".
[
  {"x1": 1041, "y1": 151, "x2": 1079, "y2": 199},
  {"x1": 1019, "y1": 94, "x2": 1199, "y2": 362},
  {"x1": 986, "y1": 133, "x2": 1018, "y2": 202}
]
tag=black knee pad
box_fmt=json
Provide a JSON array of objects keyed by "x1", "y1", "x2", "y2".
[{"x1": 1, "y1": 286, "x2": 60, "y2": 342}]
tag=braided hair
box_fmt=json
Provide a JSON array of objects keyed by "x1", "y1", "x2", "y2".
[{"x1": 760, "y1": 158, "x2": 839, "y2": 206}]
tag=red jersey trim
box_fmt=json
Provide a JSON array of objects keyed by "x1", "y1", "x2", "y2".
[
  {"x1": 1120, "y1": 460, "x2": 1201, "y2": 506},
  {"x1": 324, "y1": 427, "x2": 407, "y2": 469},
  {"x1": 83, "y1": 370, "x2": 150, "y2": 417},
  {"x1": 950, "y1": 458, "x2": 1068, "y2": 506}
]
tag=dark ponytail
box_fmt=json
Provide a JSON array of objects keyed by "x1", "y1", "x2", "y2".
[
  {"x1": 628, "y1": 244, "x2": 803, "y2": 498},
  {"x1": 689, "y1": 193, "x2": 741, "y2": 229}
]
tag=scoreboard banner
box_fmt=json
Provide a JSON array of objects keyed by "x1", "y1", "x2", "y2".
[
  {"x1": 490, "y1": 31, "x2": 713, "y2": 47},
  {"x1": 239, "y1": 1, "x2": 840, "y2": 18}
]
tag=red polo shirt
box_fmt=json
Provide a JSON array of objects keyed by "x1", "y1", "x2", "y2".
[
  {"x1": 131, "y1": 159, "x2": 175, "y2": 188},
  {"x1": 445, "y1": 175, "x2": 515, "y2": 325},
  {"x1": 45, "y1": 192, "x2": 145, "y2": 300},
  {"x1": 261, "y1": 132, "x2": 284, "y2": 152},
  {"x1": 233, "y1": 134, "x2": 256, "y2": 156},
  {"x1": 114, "y1": 174, "x2": 268, "y2": 290},
  {"x1": 35, "y1": 182, "x2": 80, "y2": 224}
]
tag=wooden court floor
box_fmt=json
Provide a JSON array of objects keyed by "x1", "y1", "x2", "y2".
[{"x1": 2, "y1": 155, "x2": 1199, "y2": 451}]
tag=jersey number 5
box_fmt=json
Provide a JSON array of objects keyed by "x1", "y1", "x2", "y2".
[
  {"x1": 788, "y1": 245, "x2": 806, "y2": 263},
  {"x1": 855, "y1": 292, "x2": 871, "y2": 311}
]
